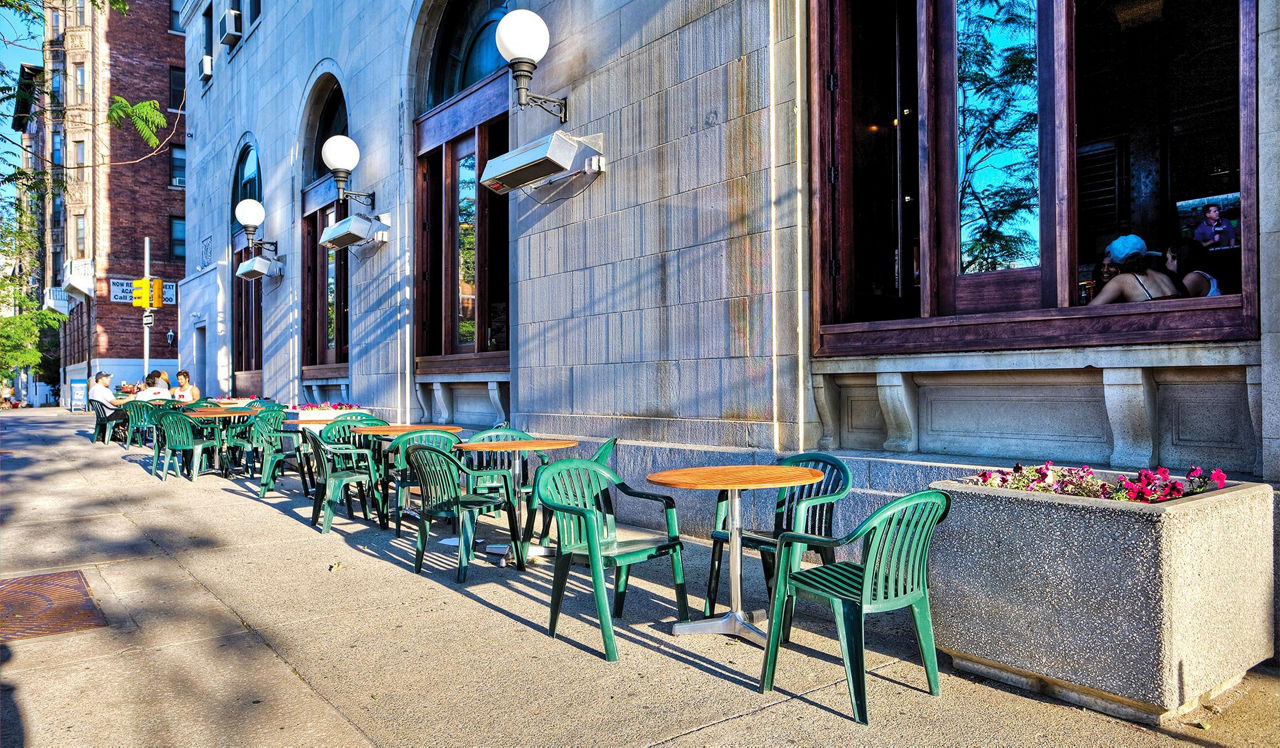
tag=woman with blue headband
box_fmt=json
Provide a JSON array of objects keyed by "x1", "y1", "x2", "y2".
[{"x1": 1088, "y1": 234, "x2": 1181, "y2": 305}]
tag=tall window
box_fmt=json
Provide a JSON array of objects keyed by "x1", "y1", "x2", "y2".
[
  {"x1": 231, "y1": 145, "x2": 263, "y2": 379},
  {"x1": 246, "y1": 0, "x2": 260, "y2": 25},
  {"x1": 810, "y1": 0, "x2": 1256, "y2": 355},
  {"x1": 414, "y1": 2, "x2": 510, "y2": 371},
  {"x1": 73, "y1": 64, "x2": 84, "y2": 105},
  {"x1": 74, "y1": 215, "x2": 85, "y2": 256},
  {"x1": 169, "y1": 67, "x2": 184, "y2": 111},
  {"x1": 50, "y1": 71, "x2": 62, "y2": 107},
  {"x1": 170, "y1": 217, "x2": 185, "y2": 259},
  {"x1": 170, "y1": 145, "x2": 185, "y2": 187},
  {"x1": 51, "y1": 132, "x2": 63, "y2": 165},
  {"x1": 77, "y1": 0, "x2": 86, "y2": 26},
  {"x1": 301, "y1": 84, "x2": 349, "y2": 370},
  {"x1": 202, "y1": 5, "x2": 214, "y2": 57},
  {"x1": 170, "y1": 0, "x2": 182, "y2": 31},
  {"x1": 73, "y1": 140, "x2": 85, "y2": 180}
]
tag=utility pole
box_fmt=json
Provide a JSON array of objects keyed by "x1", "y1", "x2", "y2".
[{"x1": 142, "y1": 237, "x2": 150, "y2": 375}]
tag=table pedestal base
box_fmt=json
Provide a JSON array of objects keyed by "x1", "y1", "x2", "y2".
[{"x1": 673, "y1": 610, "x2": 767, "y2": 647}]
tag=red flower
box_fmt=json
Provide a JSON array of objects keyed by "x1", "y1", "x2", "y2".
[
  {"x1": 1155, "y1": 467, "x2": 1170, "y2": 481},
  {"x1": 1210, "y1": 469, "x2": 1227, "y2": 489}
]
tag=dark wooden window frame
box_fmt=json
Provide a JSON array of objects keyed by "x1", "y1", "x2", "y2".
[
  {"x1": 300, "y1": 175, "x2": 350, "y2": 378},
  {"x1": 810, "y1": 0, "x2": 1259, "y2": 357},
  {"x1": 230, "y1": 230, "x2": 262, "y2": 381},
  {"x1": 412, "y1": 69, "x2": 510, "y2": 375}
]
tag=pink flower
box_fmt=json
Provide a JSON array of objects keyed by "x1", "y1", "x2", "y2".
[
  {"x1": 1187, "y1": 466, "x2": 1203, "y2": 479},
  {"x1": 1155, "y1": 467, "x2": 1170, "y2": 481},
  {"x1": 1210, "y1": 469, "x2": 1227, "y2": 489}
]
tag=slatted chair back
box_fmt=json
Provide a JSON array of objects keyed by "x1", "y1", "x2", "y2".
[
  {"x1": 251, "y1": 408, "x2": 287, "y2": 450},
  {"x1": 464, "y1": 427, "x2": 533, "y2": 474},
  {"x1": 771, "y1": 452, "x2": 852, "y2": 537},
  {"x1": 88, "y1": 400, "x2": 112, "y2": 441},
  {"x1": 855, "y1": 490, "x2": 950, "y2": 612},
  {"x1": 319, "y1": 420, "x2": 365, "y2": 445},
  {"x1": 388, "y1": 430, "x2": 461, "y2": 470},
  {"x1": 246, "y1": 399, "x2": 279, "y2": 408},
  {"x1": 333, "y1": 412, "x2": 371, "y2": 421},
  {"x1": 535, "y1": 459, "x2": 622, "y2": 553},
  {"x1": 589, "y1": 437, "x2": 618, "y2": 467},
  {"x1": 181, "y1": 399, "x2": 218, "y2": 412},
  {"x1": 122, "y1": 401, "x2": 151, "y2": 429},
  {"x1": 156, "y1": 411, "x2": 200, "y2": 450},
  {"x1": 403, "y1": 445, "x2": 466, "y2": 515}
]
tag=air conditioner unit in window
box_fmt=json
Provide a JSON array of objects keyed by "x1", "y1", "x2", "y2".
[
  {"x1": 219, "y1": 9, "x2": 241, "y2": 45},
  {"x1": 171, "y1": 177, "x2": 186, "y2": 187},
  {"x1": 199, "y1": 54, "x2": 213, "y2": 81}
]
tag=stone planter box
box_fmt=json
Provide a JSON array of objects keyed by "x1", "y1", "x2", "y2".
[
  {"x1": 926, "y1": 477, "x2": 1275, "y2": 725},
  {"x1": 285, "y1": 408, "x2": 371, "y2": 430}
]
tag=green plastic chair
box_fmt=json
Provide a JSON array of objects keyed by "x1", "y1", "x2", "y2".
[
  {"x1": 386, "y1": 430, "x2": 462, "y2": 536},
  {"x1": 590, "y1": 437, "x2": 618, "y2": 467},
  {"x1": 246, "y1": 398, "x2": 279, "y2": 409},
  {"x1": 402, "y1": 445, "x2": 526, "y2": 582},
  {"x1": 154, "y1": 411, "x2": 217, "y2": 481},
  {"x1": 88, "y1": 400, "x2": 117, "y2": 444},
  {"x1": 303, "y1": 429, "x2": 376, "y2": 533},
  {"x1": 759, "y1": 489, "x2": 950, "y2": 724},
  {"x1": 181, "y1": 398, "x2": 219, "y2": 411},
  {"x1": 223, "y1": 409, "x2": 289, "y2": 486},
  {"x1": 120, "y1": 401, "x2": 154, "y2": 448},
  {"x1": 705, "y1": 453, "x2": 852, "y2": 619},
  {"x1": 536, "y1": 458, "x2": 691, "y2": 662},
  {"x1": 332, "y1": 412, "x2": 371, "y2": 421},
  {"x1": 526, "y1": 436, "x2": 619, "y2": 550}
]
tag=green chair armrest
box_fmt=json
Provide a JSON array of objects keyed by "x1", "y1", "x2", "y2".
[{"x1": 617, "y1": 483, "x2": 680, "y2": 538}]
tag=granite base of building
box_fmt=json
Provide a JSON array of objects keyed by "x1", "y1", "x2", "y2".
[{"x1": 925, "y1": 479, "x2": 1275, "y2": 725}]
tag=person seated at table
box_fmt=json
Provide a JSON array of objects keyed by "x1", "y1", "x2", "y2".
[
  {"x1": 89, "y1": 371, "x2": 131, "y2": 428},
  {"x1": 1166, "y1": 239, "x2": 1221, "y2": 298},
  {"x1": 1088, "y1": 235, "x2": 1181, "y2": 305},
  {"x1": 134, "y1": 371, "x2": 172, "y2": 401},
  {"x1": 170, "y1": 370, "x2": 200, "y2": 402}
]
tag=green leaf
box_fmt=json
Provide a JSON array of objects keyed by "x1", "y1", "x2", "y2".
[{"x1": 107, "y1": 97, "x2": 168, "y2": 149}]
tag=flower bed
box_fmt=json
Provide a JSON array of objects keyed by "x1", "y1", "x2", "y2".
[
  {"x1": 295, "y1": 402, "x2": 362, "y2": 411},
  {"x1": 973, "y1": 462, "x2": 1226, "y2": 502},
  {"x1": 927, "y1": 470, "x2": 1274, "y2": 724}
]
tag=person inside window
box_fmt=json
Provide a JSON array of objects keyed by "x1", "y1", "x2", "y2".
[
  {"x1": 89, "y1": 371, "x2": 131, "y2": 427},
  {"x1": 1088, "y1": 235, "x2": 1180, "y2": 305},
  {"x1": 1166, "y1": 240, "x2": 1221, "y2": 298},
  {"x1": 134, "y1": 371, "x2": 172, "y2": 401},
  {"x1": 1193, "y1": 204, "x2": 1235, "y2": 249},
  {"x1": 170, "y1": 370, "x2": 201, "y2": 402}
]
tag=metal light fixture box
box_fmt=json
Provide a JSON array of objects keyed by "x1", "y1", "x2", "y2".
[
  {"x1": 319, "y1": 213, "x2": 390, "y2": 254},
  {"x1": 481, "y1": 130, "x2": 579, "y2": 194},
  {"x1": 235, "y1": 254, "x2": 282, "y2": 280}
]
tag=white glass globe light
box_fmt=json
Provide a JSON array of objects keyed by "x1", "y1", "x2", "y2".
[
  {"x1": 495, "y1": 9, "x2": 550, "y2": 64},
  {"x1": 234, "y1": 198, "x2": 266, "y2": 229},
  {"x1": 321, "y1": 135, "x2": 360, "y2": 173}
]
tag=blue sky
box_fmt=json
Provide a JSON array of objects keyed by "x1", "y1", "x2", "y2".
[{"x1": 1, "y1": 8, "x2": 43, "y2": 202}]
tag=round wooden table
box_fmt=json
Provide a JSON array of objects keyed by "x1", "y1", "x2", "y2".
[
  {"x1": 350, "y1": 424, "x2": 464, "y2": 436},
  {"x1": 187, "y1": 409, "x2": 256, "y2": 476},
  {"x1": 455, "y1": 439, "x2": 579, "y2": 557},
  {"x1": 647, "y1": 465, "x2": 823, "y2": 646}
]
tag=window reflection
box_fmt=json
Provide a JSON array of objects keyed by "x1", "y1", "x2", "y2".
[
  {"x1": 455, "y1": 153, "x2": 477, "y2": 351},
  {"x1": 956, "y1": 0, "x2": 1040, "y2": 273},
  {"x1": 325, "y1": 207, "x2": 337, "y2": 351}
]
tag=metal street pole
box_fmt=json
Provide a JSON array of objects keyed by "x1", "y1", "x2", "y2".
[{"x1": 143, "y1": 237, "x2": 150, "y2": 376}]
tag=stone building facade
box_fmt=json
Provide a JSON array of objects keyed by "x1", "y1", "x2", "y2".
[
  {"x1": 177, "y1": 0, "x2": 1278, "y2": 519},
  {"x1": 41, "y1": 0, "x2": 187, "y2": 393}
]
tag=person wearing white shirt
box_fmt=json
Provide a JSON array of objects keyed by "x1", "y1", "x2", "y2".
[
  {"x1": 89, "y1": 372, "x2": 131, "y2": 437},
  {"x1": 134, "y1": 371, "x2": 172, "y2": 402}
]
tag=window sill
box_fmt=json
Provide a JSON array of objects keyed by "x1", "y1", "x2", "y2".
[
  {"x1": 302, "y1": 363, "x2": 350, "y2": 381},
  {"x1": 816, "y1": 295, "x2": 1256, "y2": 357},
  {"x1": 414, "y1": 351, "x2": 509, "y2": 375},
  {"x1": 167, "y1": 185, "x2": 185, "y2": 191},
  {"x1": 167, "y1": 29, "x2": 185, "y2": 37}
]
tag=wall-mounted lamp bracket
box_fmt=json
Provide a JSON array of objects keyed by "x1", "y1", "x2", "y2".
[{"x1": 508, "y1": 59, "x2": 567, "y2": 123}]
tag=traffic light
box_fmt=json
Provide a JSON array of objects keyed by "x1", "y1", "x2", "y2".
[
  {"x1": 150, "y1": 279, "x2": 164, "y2": 308},
  {"x1": 131, "y1": 279, "x2": 148, "y2": 307}
]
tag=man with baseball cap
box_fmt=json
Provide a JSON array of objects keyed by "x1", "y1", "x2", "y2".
[{"x1": 89, "y1": 371, "x2": 131, "y2": 436}]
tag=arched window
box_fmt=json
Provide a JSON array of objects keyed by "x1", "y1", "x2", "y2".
[
  {"x1": 427, "y1": 3, "x2": 508, "y2": 107},
  {"x1": 414, "y1": 1, "x2": 511, "y2": 369},
  {"x1": 302, "y1": 79, "x2": 350, "y2": 371},
  {"x1": 231, "y1": 144, "x2": 263, "y2": 392}
]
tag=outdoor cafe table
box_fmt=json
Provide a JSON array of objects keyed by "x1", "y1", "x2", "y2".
[
  {"x1": 186, "y1": 409, "x2": 255, "y2": 477},
  {"x1": 352, "y1": 424, "x2": 467, "y2": 500},
  {"x1": 646, "y1": 465, "x2": 823, "y2": 647},
  {"x1": 453, "y1": 439, "x2": 579, "y2": 558}
]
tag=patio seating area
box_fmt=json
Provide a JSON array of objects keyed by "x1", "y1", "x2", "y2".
[{"x1": 2, "y1": 409, "x2": 1274, "y2": 745}]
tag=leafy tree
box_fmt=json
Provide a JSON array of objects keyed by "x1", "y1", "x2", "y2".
[
  {"x1": 956, "y1": 0, "x2": 1040, "y2": 273},
  {"x1": 0, "y1": 200, "x2": 63, "y2": 374}
]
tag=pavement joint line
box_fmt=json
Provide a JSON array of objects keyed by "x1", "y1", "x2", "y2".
[{"x1": 647, "y1": 656, "x2": 908, "y2": 745}]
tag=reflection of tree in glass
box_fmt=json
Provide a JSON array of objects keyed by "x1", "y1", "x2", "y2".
[
  {"x1": 957, "y1": 0, "x2": 1040, "y2": 273},
  {"x1": 326, "y1": 250, "x2": 337, "y2": 348},
  {"x1": 456, "y1": 155, "x2": 477, "y2": 345}
]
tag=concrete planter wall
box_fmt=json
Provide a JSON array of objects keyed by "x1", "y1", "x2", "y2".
[{"x1": 927, "y1": 478, "x2": 1275, "y2": 724}]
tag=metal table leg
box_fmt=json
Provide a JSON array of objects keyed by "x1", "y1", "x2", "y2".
[{"x1": 672, "y1": 488, "x2": 767, "y2": 647}]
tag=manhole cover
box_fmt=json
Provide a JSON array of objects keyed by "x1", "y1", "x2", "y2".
[{"x1": 0, "y1": 570, "x2": 107, "y2": 641}]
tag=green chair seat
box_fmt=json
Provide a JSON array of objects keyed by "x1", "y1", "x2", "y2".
[
  {"x1": 759, "y1": 489, "x2": 950, "y2": 724},
  {"x1": 560, "y1": 535, "x2": 683, "y2": 568}
]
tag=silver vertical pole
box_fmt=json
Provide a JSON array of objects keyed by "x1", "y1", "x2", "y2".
[{"x1": 143, "y1": 237, "x2": 150, "y2": 375}]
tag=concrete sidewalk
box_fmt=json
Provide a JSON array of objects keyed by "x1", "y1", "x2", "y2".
[{"x1": 1, "y1": 409, "x2": 1275, "y2": 747}]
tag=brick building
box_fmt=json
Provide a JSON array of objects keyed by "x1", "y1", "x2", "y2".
[{"x1": 41, "y1": 0, "x2": 186, "y2": 395}]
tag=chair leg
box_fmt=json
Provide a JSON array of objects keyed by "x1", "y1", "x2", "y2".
[
  {"x1": 160, "y1": 450, "x2": 172, "y2": 481},
  {"x1": 356, "y1": 483, "x2": 369, "y2": 521},
  {"x1": 911, "y1": 597, "x2": 941, "y2": 696},
  {"x1": 831, "y1": 600, "x2": 869, "y2": 725},
  {"x1": 457, "y1": 510, "x2": 475, "y2": 583},
  {"x1": 704, "y1": 537, "x2": 724, "y2": 617},
  {"x1": 321, "y1": 481, "x2": 340, "y2": 534},
  {"x1": 589, "y1": 555, "x2": 618, "y2": 662},
  {"x1": 538, "y1": 506, "x2": 554, "y2": 547},
  {"x1": 413, "y1": 515, "x2": 430, "y2": 574},
  {"x1": 310, "y1": 485, "x2": 326, "y2": 526},
  {"x1": 759, "y1": 581, "x2": 792, "y2": 693},
  {"x1": 613, "y1": 565, "x2": 630, "y2": 619},
  {"x1": 504, "y1": 502, "x2": 526, "y2": 571},
  {"x1": 760, "y1": 549, "x2": 776, "y2": 600},
  {"x1": 548, "y1": 553, "x2": 572, "y2": 638},
  {"x1": 670, "y1": 545, "x2": 690, "y2": 622}
]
